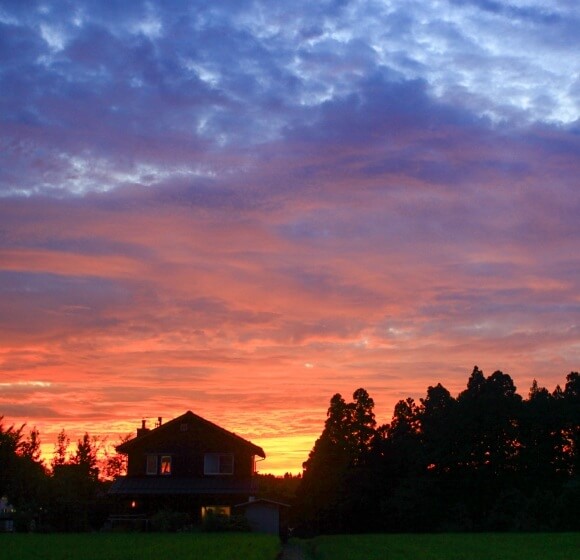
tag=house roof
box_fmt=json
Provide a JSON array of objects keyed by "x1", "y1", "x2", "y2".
[
  {"x1": 109, "y1": 476, "x2": 259, "y2": 495},
  {"x1": 116, "y1": 410, "x2": 266, "y2": 458},
  {"x1": 234, "y1": 498, "x2": 290, "y2": 509}
]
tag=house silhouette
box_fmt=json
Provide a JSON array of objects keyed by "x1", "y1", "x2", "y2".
[{"x1": 109, "y1": 411, "x2": 265, "y2": 526}]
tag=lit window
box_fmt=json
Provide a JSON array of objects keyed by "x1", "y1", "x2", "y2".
[
  {"x1": 146, "y1": 455, "x2": 158, "y2": 475},
  {"x1": 204, "y1": 453, "x2": 234, "y2": 475},
  {"x1": 201, "y1": 506, "x2": 231, "y2": 519},
  {"x1": 160, "y1": 455, "x2": 172, "y2": 475}
]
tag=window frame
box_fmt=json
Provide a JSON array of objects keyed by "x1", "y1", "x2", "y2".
[
  {"x1": 146, "y1": 454, "x2": 172, "y2": 475},
  {"x1": 203, "y1": 452, "x2": 234, "y2": 475},
  {"x1": 146, "y1": 454, "x2": 158, "y2": 475},
  {"x1": 160, "y1": 455, "x2": 172, "y2": 475},
  {"x1": 201, "y1": 505, "x2": 231, "y2": 519}
]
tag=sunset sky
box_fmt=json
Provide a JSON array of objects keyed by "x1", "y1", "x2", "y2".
[{"x1": 1, "y1": 0, "x2": 579, "y2": 475}]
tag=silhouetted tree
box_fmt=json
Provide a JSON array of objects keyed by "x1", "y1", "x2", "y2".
[
  {"x1": 0, "y1": 418, "x2": 22, "y2": 498},
  {"x1": 72, "y1": 432, "x2": 99, "y2": 482},
  {"x1": 294, "y1": 388, "x2": 379, "y2": 533},
  {"x1": 20, "y1": 427, "x2": 42, "y2": 464},
  {"x1": 563, "y1": 372, "x2": 580, "y2": 477},
  {"x1": 295, "y1": 367, "x2": 578, "y2": 535},
  {"x1": 51, "y1": 429, "x2": 70, "y2": 471},
  {"x1": 49, "y1": 431, "x2": 107, "y2": 531},
  {"x1": 420, "y1": 383, "x2": 457, "y2": 474},
  {"x1": 0, "y1": 420, "x2": 50, "y2": 529},
  {"x1": 520, "y1": 380, "x2": 566, "y2": 480},
  {"x1": 102, "y1": 434, "x2": 131, "y2": 480},
  {"x1": 376, "y1": 396, "x2": 424, "y2": 501},
  {"x1": 455, "y1": 369, "x2": 521, "y2": 475},
  {"x1": 349, "y1": 388, "x2": 377, "y2": 464}
]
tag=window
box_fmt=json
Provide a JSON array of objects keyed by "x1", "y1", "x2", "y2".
[
  {"x1": 201, "y1": 506, "x2": 231, "y2": 519},
  {"x1": 146, "y1": 455, "x2": 158, "y2": 475},
  {"x1": 160, "y1": 455, "x2": 172, "y2": 475},
  {"x1": 204, "y1": 453, "x2": 234, "y2": 475},
  {"x1": 146, "y1": 454, "x2": 172, "y2": 475}
]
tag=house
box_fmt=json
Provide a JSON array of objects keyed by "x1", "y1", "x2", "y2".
[{"x1": 108, "y1": 411, "x2": 265, "y2": 525}]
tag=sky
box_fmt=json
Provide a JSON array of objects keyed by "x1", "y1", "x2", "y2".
[{"x1": 1, "y1": 0, "x2": 579, "y2": 475}]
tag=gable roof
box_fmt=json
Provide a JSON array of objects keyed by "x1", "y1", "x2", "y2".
[{"x1": 116, "y1": 410, "x2": 266, "y2": 458}]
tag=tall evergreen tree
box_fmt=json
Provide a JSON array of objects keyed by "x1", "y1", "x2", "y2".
[
  {"x1": 20, "y1": 427, "x2": 42, "y2": 464},
  {"x1": 72, "y1": 433, "x2": 99, "y2": 481},
  {"x1": 294, "y1": 388, "x2": 379, "y2": 533},
  {"x1": 51, "y1": 429, "x2": 70, "y2": 471},
  {"x1": 420, "y1": 383, "x2": 457, "y2": 474},
  {"x1": 350, "y1": 388, "x2": 377, "y2": 464}
]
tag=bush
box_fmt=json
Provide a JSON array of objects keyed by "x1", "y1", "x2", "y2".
[
  {"x1": 201, "y1": 511, "x2": 250, "y2": 532},
  {"x1": 150, "y1": 509, "x2": 190, "y2": 532}
]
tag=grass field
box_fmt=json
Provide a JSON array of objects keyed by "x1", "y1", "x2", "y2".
[
  {"x1": 0, "y1": 533, "x2": 281, "y2": 560},
  {"x1": 300, "y1": 533, "x2": 580, "y2": 560},
  {"x1": 2, "y1": 532, "x2": 579, "y2": 560}
]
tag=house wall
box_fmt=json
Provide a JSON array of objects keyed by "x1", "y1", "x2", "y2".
[{"x1": 243, "y1": 503, "x2": 280, "y2": 535}]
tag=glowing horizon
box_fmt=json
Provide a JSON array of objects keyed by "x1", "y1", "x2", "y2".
[
  {"x1": 1, "y1": 1, "x2": 579, "y2": 476},
  {"x1": 5, "y1": 364, "x2": 573, "y2": 476}
]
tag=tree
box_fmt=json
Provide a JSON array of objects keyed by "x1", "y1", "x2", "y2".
[
  {"x1": 0, "y1": 420, "x2": 49, "y2": 528},
  {"x1": 295, "y1": 368, "x2": 578, "y2": 535},
  {"x1": 0, "y1": 418, "x2": 23, "y2": 499},
  {"x1": 349, "y1": 388, "x2": 377, "y2": 464},
  {"x1": 20, "y1": 427, "x2": 42, "y2": 464},
  {"x1": 294, "y1": 388, "x2": 379, "y2": 534},
  {"x1": 49, "y1": 431, "x2": 106, "y2": 531},
  {"x1": 51, "y1": 429, "x2": 70, "y2": 471},
  {"x1": 102, "y1": 434, "x2": 131, "y2": 480},
  {"x1": 563, "y1": 372, "x2": 580, "y2": 476},
  {"x1": 72, "y1": 433, "x2": 99, "y2": 482},
  {"x1": 388, "y1": 398, "x2": 421, "y2": 439},
  {"x1": 520, "y1": 380, "x2": 564, "y2": 479},
  {"x1": 420, "y1": 383, "x2": 457, "y2": 474},
  {"x1": 456, "y1": 368, "x2": 522, "y2": 474},
  {"x1": 466, "y1": 365, "x2": 486, "y2": 395}
]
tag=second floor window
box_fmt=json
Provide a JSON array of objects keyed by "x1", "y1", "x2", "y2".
[
  {"x1": 160, "y1": 455, "x2": 172, "y2": 475},
  {"x1": 146, "y1": 455, "x2": 158, "y2": 475},
  {"x1": 146, "y1": 454, "x2": 172, "y2": 475},
  {"x1": 204, "y1": 453, "x2": 234, "y2": 475}
]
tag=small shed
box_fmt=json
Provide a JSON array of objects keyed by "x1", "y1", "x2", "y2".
[{"x1": 234, "y1": 497, "x2": 289, "y2": 536}]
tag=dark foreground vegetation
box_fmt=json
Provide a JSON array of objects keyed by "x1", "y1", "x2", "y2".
[{"x1": 292, "y1": 368, "x2": 580, "y2": 534}]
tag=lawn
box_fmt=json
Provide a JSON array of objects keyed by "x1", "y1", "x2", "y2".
[
  {"x1": 3, "y1": 532, "x2": 579, "y2": 560},
  {"x1": 0, "y1": 533, "x2": 281, "y2": 560},
  {"x1": 300, "y1": 533, "x2": 580, "y2": 560}
]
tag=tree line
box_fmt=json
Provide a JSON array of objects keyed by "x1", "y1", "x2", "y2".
[
  {"x1": 0, "y1": 423, "x2": 126, "y2": 531},
  {"x1": 293, "y1": 368, "x2": 580, "y2": 534},
  {"x1": 2, "y1": 367, "x2": 578, "y2": 533}
]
